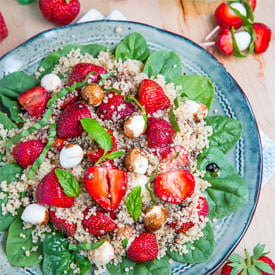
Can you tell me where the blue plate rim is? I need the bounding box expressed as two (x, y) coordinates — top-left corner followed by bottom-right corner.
(0, 19), (263, 274)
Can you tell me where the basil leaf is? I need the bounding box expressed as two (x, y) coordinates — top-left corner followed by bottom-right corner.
(0, 95), (23, 123)
(104, 151), (124, 160)
(172, 75), (215, 109)
(167, 222), (215, 264)
(55, 168), (80, 198)
(143, 50), (183, 82)
(255, 261), (275, 274)
(121, 239), (128, 248)
(115, 32), (150, 62)
(6, 217), (42, 267)
(205, 116), (242, 154)
(69, 238), (106, 251)
(169, 109), (180, 135)
(38, 44), (108, 78)
(107, 257), (136, 275)
(125, 186), (142, 221)
(0, 111), (18, 130)
(80, 118), (113, 151)
(231, 27), (246, 58)
(197, 147), (249, 218)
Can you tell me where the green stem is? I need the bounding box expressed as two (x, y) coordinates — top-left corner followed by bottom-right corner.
(245, 249), (252, 268)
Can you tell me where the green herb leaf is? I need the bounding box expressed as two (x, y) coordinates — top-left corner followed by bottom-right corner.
(28, 123), (56, 180)
(121, 239), (128, 249)
(255, 261), (275, 274)
(231, 266), (245, 275)
(228, 253), (245, 264)
(145, 183), (157, 206)
(169, 109), (180, 135)
(0, 111), (18, 130)
(104, 151), (124, 160)
(17, 0), (36, 4)
(231, 27), (247, 58)
(99, 72), (116, 86)
(125, 186), (142, 221)
(103, 88), (122, 94)
(80, 118), (113, 152)
(107, 257), (136, 275)
(0, 95), (23, 123)
(55, 168), (80, 198)
(252, 244), (268, 261)
(69, 239), (106, 251)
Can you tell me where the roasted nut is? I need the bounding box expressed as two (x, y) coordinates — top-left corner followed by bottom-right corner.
(183, 100), (208, 122)
(81, 84), (104, 107)
(21, 204), (49, 225)
(124, 115), (146, 138)
(59, 144), (84, 169)
(125, 148), (148, 174)
(143, 205), (168, 232)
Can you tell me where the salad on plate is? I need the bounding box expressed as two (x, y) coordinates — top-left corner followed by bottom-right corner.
(0, 32), (249, 274)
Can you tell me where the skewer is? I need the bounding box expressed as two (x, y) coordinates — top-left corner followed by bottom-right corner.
(204, 25), (220, 41)
(199, 41), (216, 48)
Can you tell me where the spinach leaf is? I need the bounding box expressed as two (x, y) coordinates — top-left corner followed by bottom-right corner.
(125, 186), (142, 221)
(197, 147), (249, 218)
(43, 233), (92, 275)
(107, 257), (136, 275)
(205, 116), (242, 153)
(0, 163), (23, 231)
(143, 50), (183, 82)
(0, 72), (39, 99)
(0, 95), (23, 123)
(38, 44), (108, 78)
(6, 217), (42, 267)
(0, 111), (18, 130)
(115, 32), (150, 62)
(167, 222), (215, 264)
(172, 75), (215, 109)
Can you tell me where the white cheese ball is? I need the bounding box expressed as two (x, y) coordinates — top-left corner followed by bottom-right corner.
(230, 2), (247, 16)
(21, 204), (49, 225)
(235, 31), (251, 51)
(124, 115), (146, 138)
(60, 144), (84, 169)
(89, 240), (115, 267)
(125, 148), (148, 174)
(41, 73), (62, 92)
(182, 100), (208, 122)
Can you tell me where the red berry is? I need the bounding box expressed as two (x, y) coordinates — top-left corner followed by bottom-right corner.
(216, 27), (234, 56)
(258, 256), (275, 275)
(155, 169), (195, 204)
(138, 79), (170, 114)
(68, 63), (107, 86)
(57, 102), (91, 139)
(84, 166), (127, 211)
(127, 232), (159, 263)
(37, 168), (75, 208)
(13, 140), (45, 168)
(18, 86), (48, 117)
(146, 117), (174, 155)
(60, 92), (79, 109)
(49, 211), (76, 236)
(39, 0), (80, 26)
(0, 12), (8, 42)
(82, 208), (117, 236)
(253, 23), (272, 54)
(247, 0), (256, 11)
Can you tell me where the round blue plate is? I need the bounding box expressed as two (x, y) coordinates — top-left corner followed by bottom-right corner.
(0, 20), (262, 275)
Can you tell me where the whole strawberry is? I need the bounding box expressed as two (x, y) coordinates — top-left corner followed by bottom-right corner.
(39, 0), (80, 26)
(0, 12), (8, 42)
(127, 232), (159, 263)
(49, 211), (76, 236)
(221, 244), (275, 275)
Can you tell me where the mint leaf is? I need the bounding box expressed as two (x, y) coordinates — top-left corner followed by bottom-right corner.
(69, 239), (106, 251)
(169, 109), (180, 135)
(55, 168), (80, 198)
(126, 186), (142, 221)
(104, 151), (124, 160)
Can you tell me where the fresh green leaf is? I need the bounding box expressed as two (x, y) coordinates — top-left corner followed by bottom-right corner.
(38, 44), (108, 78)
(241, 269), (248, 275)
(55, 168), (80, 198)
(73, 252), (92, 275)
(248, 266), (262, 275)
(104, 151), (124, 160)
(228, 253), (245, 264)
(145, 182), (157, 206)
(255, 261), (275, 274)
(69, 238), (106, 251)
(17, 0), (36, 4)
(135, 264), (151, 275)
(167, 222), (215, 264)
(143, 50), (183, 82)
(126, 186), (142, 221)
(205, 116), (242, 153)
(0, 111), (18, 130)
(231, 27), (246, 58)
(172, 75), (215, 109)
(141, 256), (171, 275)
(103, 88), (122, 94)
(6, 217), (42, 267)
(115, 32), (150, 62)
(0, 95), (23, 123)
(107, 257), (136, 275)
(28, 123), (56, 180)
(98, 72), (116, 86)
(231, 266), (245, 275)
(252, 244), (268, 261)
(197, 147), (249, 218)
(169, 109), (180, 135)
(80, 118), (113, 152)
(121, 239), (128, 248)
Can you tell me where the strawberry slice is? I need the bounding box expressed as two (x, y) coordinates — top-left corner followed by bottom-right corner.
(49, 211), (76, 236)
(158, 145), (190, 172)
(18, 86), (48, 117)
(138, 79), (170, 114)
(84, 167), (127, 211)
(253, 23), (272, 54)
(216, 27), (234, 56)
(155, 169), (195, 204)
(82, 208), (117, 236)
(0, 12), (8, 41)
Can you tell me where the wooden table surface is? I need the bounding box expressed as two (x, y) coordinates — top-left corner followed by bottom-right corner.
(1, 0), (275, 273)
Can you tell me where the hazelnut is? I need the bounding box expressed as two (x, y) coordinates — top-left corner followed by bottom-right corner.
(59, 144), (84, 169)
(125, 148), (148, 174)
(183, 100), (208, 122)
(124, 115), (146, 138)
(21, 204), (49, 225)
(81, 84), (104, 107)
(143, 205), (168, 232)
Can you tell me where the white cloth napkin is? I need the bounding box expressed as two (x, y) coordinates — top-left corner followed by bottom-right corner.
(77, 10), (275, 186)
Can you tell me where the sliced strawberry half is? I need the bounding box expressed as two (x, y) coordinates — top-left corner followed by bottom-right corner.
(216, 27), (234, 56)
(253, 22), (272, 54)
(84, 167), (127, 211)
(49, 211), (76, 236)
(18, 86), (48, 117)
(82, 208), (117, 236)
(138, 79), (170, 114)
(155, 169), (195, 204)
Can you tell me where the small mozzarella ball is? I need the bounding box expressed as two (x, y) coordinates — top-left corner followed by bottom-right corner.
(143, 205), (168, 232)
(124, 115), (146, 138)
(41, 73), (62, 92)
(128, 173), (151, 202)
(89, 240), (115, 267)
(183, 100), (208, 122)
(81, 84), (104, 107)
(60, 144), (84, 169)
(125, 148), (148, 174)
(21, 204), (49, 225)
(230, 2), (247, 16)
(235, 31), (251, 51)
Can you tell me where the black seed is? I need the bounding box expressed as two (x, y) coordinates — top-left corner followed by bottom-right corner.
(206, 162), (220, 173)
